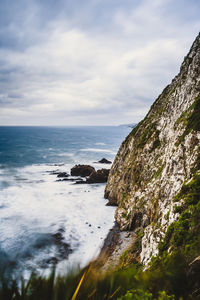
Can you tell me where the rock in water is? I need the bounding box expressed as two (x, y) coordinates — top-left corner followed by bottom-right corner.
(57, 172), (69, 178)
(98, 158), (112, 164)
(70, 165), (95, 177)
(75, 179), (87, 184)
(87, 169), (110, 183)
(104, 33), (200, 266)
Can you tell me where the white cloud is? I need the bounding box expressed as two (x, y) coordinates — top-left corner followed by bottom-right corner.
(0, 0), (200, 125)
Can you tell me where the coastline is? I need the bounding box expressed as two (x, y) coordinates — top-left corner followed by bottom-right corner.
(95, 222), (137, 272)
(0, 125), (132, 276)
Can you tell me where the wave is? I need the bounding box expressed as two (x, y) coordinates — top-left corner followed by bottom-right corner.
(0, 163), (115, 275)
(80, 148), (116, 154)
(57, 153), (74, 157)
(95, 142), (105, 146)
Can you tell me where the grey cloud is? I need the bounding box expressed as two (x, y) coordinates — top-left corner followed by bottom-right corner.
(0, 0), (200, 125)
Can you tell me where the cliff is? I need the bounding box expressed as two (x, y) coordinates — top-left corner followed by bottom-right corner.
(105, 33), (200, 266)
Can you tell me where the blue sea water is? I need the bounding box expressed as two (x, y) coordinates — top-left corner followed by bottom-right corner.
(0, 126), (130, 277)
(0, 126), (129, 167)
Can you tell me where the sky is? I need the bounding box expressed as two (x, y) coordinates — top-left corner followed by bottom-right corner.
(0, 0), (200, 126)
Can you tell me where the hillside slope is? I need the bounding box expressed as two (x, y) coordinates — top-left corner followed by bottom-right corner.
(105, 33), (200, 266)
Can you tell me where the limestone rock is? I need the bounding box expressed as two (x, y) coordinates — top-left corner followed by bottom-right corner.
(105, 33), (200, 265)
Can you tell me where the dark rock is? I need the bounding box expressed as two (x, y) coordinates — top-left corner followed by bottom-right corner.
(71, 164), (95, 177)
(58, 242), (72, 258)
(52, 231), (73, 260)
(129, 212), (143, 230)
(98, 158), (112, 164)
(75, 179), (87, 184)
(47, 170), (60, 175)
(87, 168), (110, 184)
(58, 227), (65, 233)
(56, 177), (81, 182)
(48, 170), (69, 177)
(52, 232), (64, 242)
(99, 223), (120, 257)
(106, 200), (118, 207)
(57, 172), (69, 178)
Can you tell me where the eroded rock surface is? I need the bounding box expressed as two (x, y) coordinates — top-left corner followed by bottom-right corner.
(87, 168), (110, 183)
(105, 33), (200, 266)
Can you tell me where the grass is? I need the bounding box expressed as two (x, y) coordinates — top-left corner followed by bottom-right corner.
(0, 262), (180, 300)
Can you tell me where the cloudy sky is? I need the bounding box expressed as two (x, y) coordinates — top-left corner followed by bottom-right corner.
(0, 0), (200, 126)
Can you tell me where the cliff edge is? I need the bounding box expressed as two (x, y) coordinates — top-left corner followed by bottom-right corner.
(105, 33), (200, 266)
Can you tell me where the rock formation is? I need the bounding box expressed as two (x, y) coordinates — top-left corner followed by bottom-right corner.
(105, 33), (200, 266)
(87, 168), (110, 183)
(57, 172), (69, 178)
(97, 158), (112, 164)
(71, 165), (95, 177)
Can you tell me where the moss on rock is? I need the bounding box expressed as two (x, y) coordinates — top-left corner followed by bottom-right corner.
(158, 173), (200, 260)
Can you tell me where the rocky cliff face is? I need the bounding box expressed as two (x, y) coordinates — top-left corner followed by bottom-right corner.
(105, 33), (200, 266)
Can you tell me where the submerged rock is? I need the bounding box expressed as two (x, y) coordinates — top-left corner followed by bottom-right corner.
(71, 164), (95, 177)
(52, 232), (64, 242)
(56, 177), (83, 182)
(57, 172), (69, 178)
(52, 231), (73, 260)
(48, 170), (60, 175)
(75, 179), (87, 184)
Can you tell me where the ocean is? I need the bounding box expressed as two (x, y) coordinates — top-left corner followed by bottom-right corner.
(0, 126), (130, 278)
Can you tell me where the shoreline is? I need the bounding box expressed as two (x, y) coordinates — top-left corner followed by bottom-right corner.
(95, 222), (137, 272)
